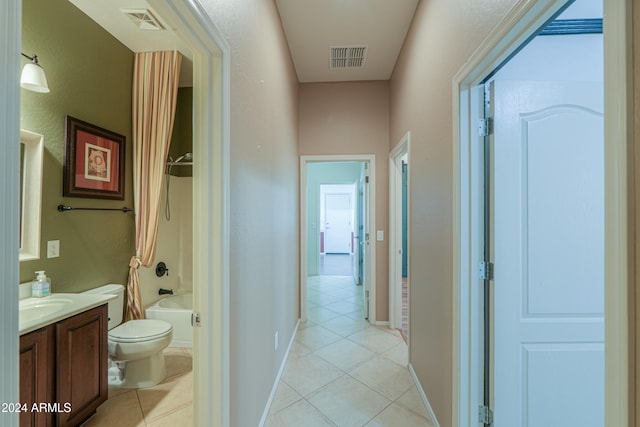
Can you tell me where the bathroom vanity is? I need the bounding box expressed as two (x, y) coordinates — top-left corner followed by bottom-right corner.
(19, 294), (113, 427)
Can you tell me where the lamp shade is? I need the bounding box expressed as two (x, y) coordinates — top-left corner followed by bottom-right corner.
(21, 62), (49, 93)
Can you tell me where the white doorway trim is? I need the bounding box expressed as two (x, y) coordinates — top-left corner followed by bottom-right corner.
(0, 1), (21, 420)
(389, 132), (410, 332)
(130, 1), (232, 426)
(452, 0), (631, 426)
(300, 155), (376, 323)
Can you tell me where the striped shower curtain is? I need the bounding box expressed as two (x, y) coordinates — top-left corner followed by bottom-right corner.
(126, 51), (182, 320)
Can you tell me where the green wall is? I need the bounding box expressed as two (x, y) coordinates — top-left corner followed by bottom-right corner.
(167, 88), (193, 178)
(20, 0), (135, 291)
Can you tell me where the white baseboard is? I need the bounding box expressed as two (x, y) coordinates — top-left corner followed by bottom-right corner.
(408, 363), (441, 427)
(370, 320), (390, 327)
(258, 319), (300, 427)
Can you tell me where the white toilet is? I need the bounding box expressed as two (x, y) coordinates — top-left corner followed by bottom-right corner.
(84, 284), (173, 389)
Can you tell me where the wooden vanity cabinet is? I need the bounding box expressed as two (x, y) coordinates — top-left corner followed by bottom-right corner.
(19, 325), (55, 427)
(19, 304), (108, 427)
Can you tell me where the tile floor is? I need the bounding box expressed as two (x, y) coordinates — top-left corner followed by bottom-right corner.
(265, 275), (434, 427)
(81, 275), (432, 427)
(81, 347), (193, 427)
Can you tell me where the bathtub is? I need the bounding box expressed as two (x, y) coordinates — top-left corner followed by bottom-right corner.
(145, 293), (193, 348)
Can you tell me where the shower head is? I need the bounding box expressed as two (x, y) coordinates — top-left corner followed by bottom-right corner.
(169, 152), (193, 164)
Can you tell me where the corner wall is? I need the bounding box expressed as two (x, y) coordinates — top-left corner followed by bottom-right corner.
(389, 0), (519, 425)
(198, 1), (300, 425)
(299, 81), (390, 320)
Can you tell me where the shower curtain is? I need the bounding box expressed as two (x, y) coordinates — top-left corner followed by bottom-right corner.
(126, 51), (182, 321)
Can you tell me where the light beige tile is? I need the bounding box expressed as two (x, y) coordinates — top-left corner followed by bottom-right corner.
(265, 399), (335, 427)
(308, 376), (390, 427)
(282, 354), (344, 396)
(295, 325), (341, 351)
(364, 403), (433, 427)
(344, 308), (366, 321)
(323, 300), (361, 315)
(82, 390), (145, 427)
(145, 404), (193, 427)
(269, 381), (302, 415)
(164, 347), (193, 378)
(349, 357), (414, 400)
(395, 387), (430, 420)
(307, 306), (342, 323)
(348, 328), (404, 354)
(320, 315), (369, 337)
(314, 339), (375, 372)
(289, 339), (313, 359)
(137, 371), (193, 423)
(381, 342), (408, 367)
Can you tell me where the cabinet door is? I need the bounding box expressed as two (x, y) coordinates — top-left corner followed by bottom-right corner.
(55, 305), (108, 427)
(19, 326), (54, 427)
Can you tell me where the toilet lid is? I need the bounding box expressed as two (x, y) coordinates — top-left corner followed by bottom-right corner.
(109, 319), (173, 343)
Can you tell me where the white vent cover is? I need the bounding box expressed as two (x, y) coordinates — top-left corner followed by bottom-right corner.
(329, 46), (368, 69)
(121, 9), (165, 31)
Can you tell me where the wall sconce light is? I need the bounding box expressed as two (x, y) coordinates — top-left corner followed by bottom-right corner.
(21, 53), (50, 93)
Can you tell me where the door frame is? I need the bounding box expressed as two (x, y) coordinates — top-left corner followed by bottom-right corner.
(0, 1), (231, 426)
(389, 132), (410, 332)
(300, 155), (376, 323)
(150, 2), (231, 426)
(452, 0), (632, 426)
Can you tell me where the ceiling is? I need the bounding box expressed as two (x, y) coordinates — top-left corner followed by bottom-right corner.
(68, 0), (419, 85)
(274, 0), (419, 82)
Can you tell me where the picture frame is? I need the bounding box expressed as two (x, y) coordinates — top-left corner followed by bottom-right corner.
(63, 115), (125, 200)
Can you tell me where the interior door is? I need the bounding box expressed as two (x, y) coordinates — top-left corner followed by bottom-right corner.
(491, 80), (604, 427)
(324, 193), (352, 254)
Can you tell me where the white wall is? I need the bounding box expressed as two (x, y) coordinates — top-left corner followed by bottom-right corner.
(139, 176), (193, 306)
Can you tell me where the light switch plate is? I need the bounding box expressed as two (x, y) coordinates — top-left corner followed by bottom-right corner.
(47, 240), (60, 258)
(376, 230), (384, 241)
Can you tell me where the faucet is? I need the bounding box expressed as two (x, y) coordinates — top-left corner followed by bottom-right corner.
(158, 288), (174, 295)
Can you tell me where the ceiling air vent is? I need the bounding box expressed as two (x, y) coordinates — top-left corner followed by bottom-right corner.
(330, 46), (368, 69)
(121, 9), (165, 31)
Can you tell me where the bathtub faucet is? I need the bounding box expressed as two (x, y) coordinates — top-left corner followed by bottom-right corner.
(158, 288), (174, 295)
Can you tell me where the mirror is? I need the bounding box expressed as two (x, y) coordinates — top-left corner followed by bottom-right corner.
(20, 129), (43, 261)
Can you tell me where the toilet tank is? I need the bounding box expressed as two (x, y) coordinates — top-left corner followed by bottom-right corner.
(83, 284), (125, 330)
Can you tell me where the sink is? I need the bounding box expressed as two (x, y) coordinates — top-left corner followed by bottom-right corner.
(19, 293), (117, 336)
(20, 297), (74, 323)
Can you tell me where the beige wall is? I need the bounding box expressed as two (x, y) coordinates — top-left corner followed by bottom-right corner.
(199, 1), (300, 425)
(389, 0), (519, 425)
(299, 81), (390, 320)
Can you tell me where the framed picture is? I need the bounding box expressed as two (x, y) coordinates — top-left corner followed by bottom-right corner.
(63, 116), (125, 200)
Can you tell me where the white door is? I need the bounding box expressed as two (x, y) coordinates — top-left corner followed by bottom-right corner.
(492, 80), (604, 427)
(324, 193), (352, 253)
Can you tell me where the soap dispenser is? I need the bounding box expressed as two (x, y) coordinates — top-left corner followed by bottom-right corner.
(32, 270), (51, 297)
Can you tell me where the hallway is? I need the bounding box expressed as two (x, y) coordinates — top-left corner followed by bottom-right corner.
(265, 275), (434, 426)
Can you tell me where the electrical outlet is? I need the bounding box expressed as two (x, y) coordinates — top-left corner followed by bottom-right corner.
(274, 331), (279, 352)
(47, 240), (60, 258)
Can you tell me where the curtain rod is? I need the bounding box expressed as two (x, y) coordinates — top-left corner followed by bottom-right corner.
(57, 204), (133, 213)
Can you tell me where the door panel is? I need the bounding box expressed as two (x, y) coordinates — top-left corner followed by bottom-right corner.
(492, 80), (604, 427)
(324, 193), (352, 254)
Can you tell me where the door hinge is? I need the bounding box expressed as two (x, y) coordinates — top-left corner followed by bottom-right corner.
(478, 117), (493, 137)
(478, 405), (494, 425)
(191, 312), (201, 327)
(365, 176), (370, 184)
(479, 261), (494, 281)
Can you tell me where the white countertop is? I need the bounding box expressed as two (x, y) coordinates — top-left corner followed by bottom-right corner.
(19, 293), (116, 336)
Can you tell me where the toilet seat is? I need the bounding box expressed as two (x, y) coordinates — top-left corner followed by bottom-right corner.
(109, 319), (172, 343)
